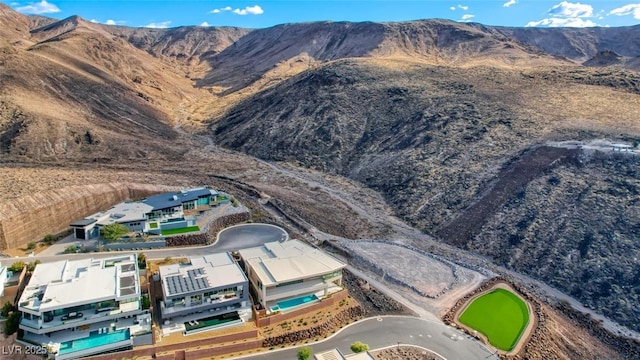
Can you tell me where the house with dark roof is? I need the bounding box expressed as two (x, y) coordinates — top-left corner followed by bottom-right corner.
(70, 188), (221, 240)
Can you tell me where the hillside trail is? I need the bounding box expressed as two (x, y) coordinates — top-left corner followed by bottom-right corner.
(246, 154), (640, 341)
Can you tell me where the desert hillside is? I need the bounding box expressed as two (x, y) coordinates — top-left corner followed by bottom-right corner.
(0, 2), (640, 354)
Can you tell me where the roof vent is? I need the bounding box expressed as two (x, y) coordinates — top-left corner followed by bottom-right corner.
(172, 195), (178, 201)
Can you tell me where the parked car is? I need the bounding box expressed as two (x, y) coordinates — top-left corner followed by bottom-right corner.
(61, 312), (83, 321)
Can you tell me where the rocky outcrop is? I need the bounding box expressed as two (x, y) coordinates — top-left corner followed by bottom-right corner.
(0, 183), (177, 250)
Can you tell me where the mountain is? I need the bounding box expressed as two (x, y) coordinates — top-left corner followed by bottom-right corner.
(1, 2), (640, 350)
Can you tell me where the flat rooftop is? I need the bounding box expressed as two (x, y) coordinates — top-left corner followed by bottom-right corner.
(144, 187), (218, 211)
(19, 254), (140, 314)
(159, 253), (247, 298)
(96, 202), (153, 225)
(239, 240), (346, 287)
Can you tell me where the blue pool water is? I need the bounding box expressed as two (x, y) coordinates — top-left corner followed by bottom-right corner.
(59, 329), (130, 355)
(275, 294), (319, 311)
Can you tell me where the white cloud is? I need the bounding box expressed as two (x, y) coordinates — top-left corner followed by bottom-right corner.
(200, 21), (210, 27)
(527, 1), (599, 27)
(458, 5), (468, 11)
(233, 5), (264, 15)
(90, 19), (98, 23)
(461, 14), (475, 20)
(210, 6), (234, 14)
(609, 4), (640, 19)
(143, 21), (172, 29)
(450, 6), (456, 11)
(548, 1), (593, 18)
(503, 0), (517, 8)
(525, 17), (598, 27)
(15, 0), (60, 14)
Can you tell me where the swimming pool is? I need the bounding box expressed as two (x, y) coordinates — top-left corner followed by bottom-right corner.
(58, 329), (130, 355)
(272, 294), (319, 312)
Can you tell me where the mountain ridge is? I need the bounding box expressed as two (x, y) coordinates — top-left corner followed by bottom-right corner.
(1, 4), (640, 355)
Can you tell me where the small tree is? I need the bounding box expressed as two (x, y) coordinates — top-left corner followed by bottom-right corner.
(8, 261), (25, 273)
(297, 347), (312, 360)
(4, 311), (20, 335)
(26, 242), (36, 251)
(1, 302), (13, 318)
(141, 295), (151, 310)
(137, 253), (147, 269)
(64, 245), (78, 254)
(43, 234), (56, 245)
(27, 260), (41, 272)
(350, 341), (369, 353)
(101, 223), (129, 241)
(634, 140), (639, 148)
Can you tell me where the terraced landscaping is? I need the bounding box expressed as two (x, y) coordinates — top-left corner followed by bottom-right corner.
(459, 288), (529, 351)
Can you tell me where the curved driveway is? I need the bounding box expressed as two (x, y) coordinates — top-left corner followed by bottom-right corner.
(240, 316), (499, 360)
(18, 223), (288, 263)
(214, 223), (288, 253)
(16, 225), (496, 360)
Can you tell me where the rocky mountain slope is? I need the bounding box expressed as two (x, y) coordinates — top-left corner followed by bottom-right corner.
(1, 1), (640, 350)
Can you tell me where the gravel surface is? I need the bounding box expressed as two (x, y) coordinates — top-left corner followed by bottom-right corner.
(371, 346), (444, 360)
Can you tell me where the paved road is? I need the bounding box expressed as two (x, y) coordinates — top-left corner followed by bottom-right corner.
(3, 225), (498, 360)
(211, 223), (288, 253)
(238, 316), (499, 360)
(4, 223), (288, 263)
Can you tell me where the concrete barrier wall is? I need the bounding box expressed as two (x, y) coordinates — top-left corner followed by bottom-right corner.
(0, 183), (178, 250)
(256, 290), (349, 327)
(84, 329), (259, 360)
(185, 339), (264, 359)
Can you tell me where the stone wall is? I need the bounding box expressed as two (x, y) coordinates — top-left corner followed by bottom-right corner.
(165, 211), (251, 247)
(261, 306), (364, 348)
(84, 328), (259, 360)
(0, 183), (178, 250)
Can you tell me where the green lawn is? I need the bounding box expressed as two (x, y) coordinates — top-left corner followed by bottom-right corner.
(161, 226), (200, 235)
(459, 288), (529, 351)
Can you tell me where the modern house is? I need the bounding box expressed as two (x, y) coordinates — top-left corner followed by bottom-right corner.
(238, 240), (346, 312)
(70, 187), (222, 240)
(158, 253), (250, 334)
(18, 254), (148, 360)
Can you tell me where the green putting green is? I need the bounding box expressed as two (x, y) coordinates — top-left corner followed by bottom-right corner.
(161, 226), (200, 235)
(459, 288), (529, 351)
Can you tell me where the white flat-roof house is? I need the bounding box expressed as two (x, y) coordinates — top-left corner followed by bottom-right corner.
(70, 188), (222, 240)
(18, 254), (146, 360)
(238, 240), (346, 311)
(159, 253), (250, 334)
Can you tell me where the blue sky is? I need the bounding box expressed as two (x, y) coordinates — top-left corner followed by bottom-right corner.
(4, 1), (640, 29)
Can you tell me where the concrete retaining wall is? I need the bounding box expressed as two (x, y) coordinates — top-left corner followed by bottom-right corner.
(255, 290), (349, 327)
(0, 183), (178, 250)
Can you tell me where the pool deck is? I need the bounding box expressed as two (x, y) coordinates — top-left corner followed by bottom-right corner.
(22, 313), (151, 357)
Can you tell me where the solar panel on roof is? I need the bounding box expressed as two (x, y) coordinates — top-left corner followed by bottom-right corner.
(164, 268), (210, 296)
(120, 263), (135, 272)
(119, 276), (135, 288)
(120, 287), (136, 296)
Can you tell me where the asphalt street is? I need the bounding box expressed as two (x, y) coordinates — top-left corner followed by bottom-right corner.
(6, 223), (288, 263)
(4, 224), (497, 360)
(239, 316), (499, 360)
